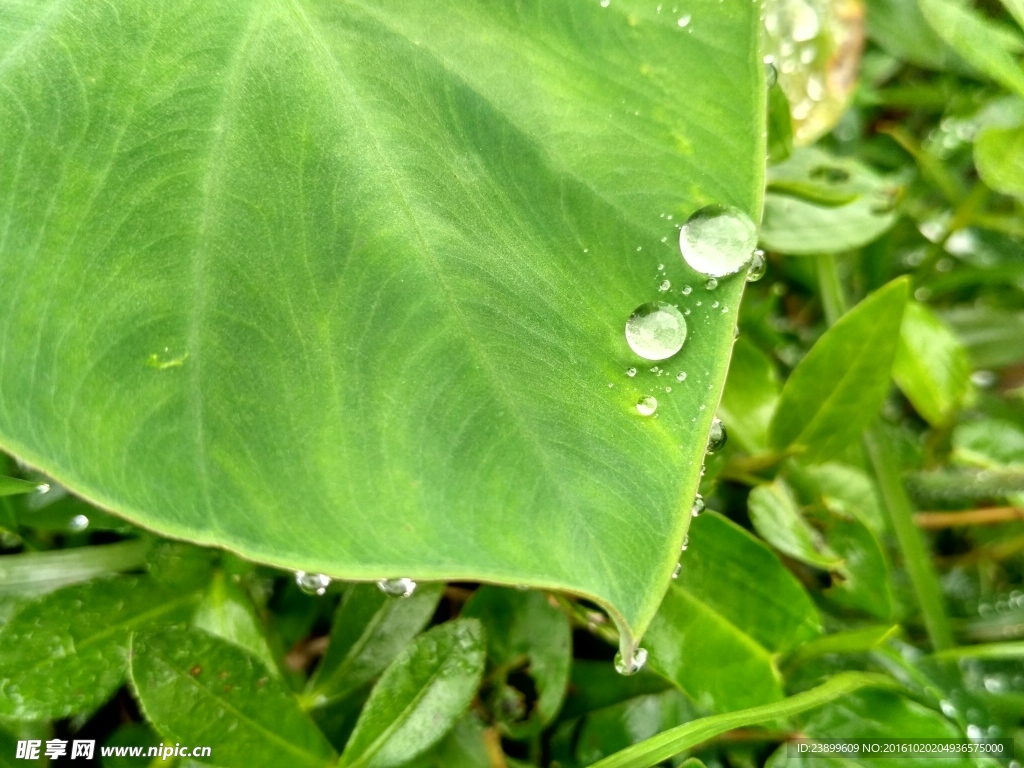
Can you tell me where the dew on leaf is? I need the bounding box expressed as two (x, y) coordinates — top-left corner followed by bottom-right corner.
(672, 563), (681, 579)
(705, 278), (718, 290)
(626, 367), (637, 377)
(706, 418), (727, 454)
(295, 571), (331, 596)
(636, 396), (658, 417)
(691, 493), (705, 517)
(679, 204), (758, 277)
(625, 302), (687, 361)
(614, 647), (648, 676)
(68, 514), (89, 532)
(377, 577), (417, 597)
(659, 280), (671, 292)
(747, 249), (766, 281)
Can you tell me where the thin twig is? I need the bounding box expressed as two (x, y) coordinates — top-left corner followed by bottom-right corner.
(915, 507), (1024, 528)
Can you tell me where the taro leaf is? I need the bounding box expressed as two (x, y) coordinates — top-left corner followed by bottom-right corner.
(461, 586), (571, 737)
(306, 582), (444, 707)
(769, 278), (909, 463)
(0, 575), (202, 720)
(0, 0), (764, 654)
(760, 148), (900, 254)
(893, 301), (972, 428)
(130, 627), (337, 768)
(339, 619), (486, 768)
(645, 512), (821, 712)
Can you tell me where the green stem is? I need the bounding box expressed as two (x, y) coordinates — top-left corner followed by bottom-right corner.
(816, 254), (953, 651)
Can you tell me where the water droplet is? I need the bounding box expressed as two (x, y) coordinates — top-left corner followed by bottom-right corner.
(677, 14), (690, 26)
(665, 386), (672, 393)
(706, 418), (727, 454)
(295, 571), (331, 596)
(966, 724), (983, 740)
(657, 263), (665, 270)
(765, 62), (777, 88)
(626, 367), (637, 377)
(939, 699), (957, 718)
(691, 494), (705, 517)
(747, 249), (766, 281)
(377, 578), (417, 597)
(600, 0), (610, 6)
(705, 278), (718, 290)
(625, 302), (688, 361)
(971, 370), (997, 388)
(676, 371), (687, 381)
(614, 647), (648, 675)
(681, 535), (690, 551)
(36, 483), (50, 494)
(672, 563), (681, 579)
(711, 301), (719, 308)
(68, 514), (89, 532)
(681, 285), (692, 295)
(679, 205), (758, 277)
(659, 280), (671, 291)
(636, 396), (658, 417)
(607, 382), (614, 388)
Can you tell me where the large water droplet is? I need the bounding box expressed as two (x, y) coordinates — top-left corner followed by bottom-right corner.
(296, 571), (331, 596)
(377, 578), (417, 597)
(691, 493), (705, 517)
(678, 205), (758, 277)
(614, 647), (648, 675)
(636, 396), (658, 417)
(706, 418), (727, 454)
(625, 302), (687, 361)
(747, 249), (766, 282)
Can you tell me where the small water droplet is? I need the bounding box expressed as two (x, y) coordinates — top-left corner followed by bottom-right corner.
(679, 205), (758, 277)
(295, 571), (331, 596)
(681, 535), (690, 551)
(626, 367), (637, 377)
(706, 418), (727, 454)
(377, 578), (417, 597)
(665, 386), (672, 392)
(705, 278), (718, 290)
(681, 285), (692, 295)
(614, 647), (648, 675)
(600, 0), (610, 6)
(657, 263), (665, 271)
(607, 382), (614, 388)
(711, 301), (719, 308)
(677, 14), (690, 26)
(966, 724), (983, 740)
(36, 483), (50, 494)
(691, 494), (705, 517)
(636, 396), (658, 417)
(683, 308), (691, 315)
(659, 280), (671, 291)
(939, 699), (957, 718)
(625, 302), (688, 361)
(68, 514), (89, 532)
(676, 371), (687, 381)
(746, 249), (766, 281)
(671, 563), (681, 579)
(765, 62), (777, 88)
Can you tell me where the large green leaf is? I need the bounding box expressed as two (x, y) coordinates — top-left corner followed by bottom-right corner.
(0, 0), (763, 651)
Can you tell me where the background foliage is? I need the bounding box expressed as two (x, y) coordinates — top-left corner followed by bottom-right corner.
(2, 0), (1024, 766)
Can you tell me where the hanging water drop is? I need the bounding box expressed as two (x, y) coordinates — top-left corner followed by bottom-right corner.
(747, 249), (766, 281)
(37, 483), (50, 494)
(614, 647), (648, 676)
(67, 514), (90, 532)
(672, 563), (682, 579)
(377, 578), (417, 597)
(624, 302), (687, 361)
(705, 278), (718, 291)
(681, 535), (690, 551)
(765, 62), (777, 88)
(626, 367), (637, 377)
(679, 205), (758, 277)
(691, 493), (705, 517)
(659, 280), (671, 292)
(295, 571), (331, 596)
(706, 418), (727, 454)
(636, 396), (658, 417)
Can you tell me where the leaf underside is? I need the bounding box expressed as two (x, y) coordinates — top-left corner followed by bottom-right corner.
(0, 0), (763, 646)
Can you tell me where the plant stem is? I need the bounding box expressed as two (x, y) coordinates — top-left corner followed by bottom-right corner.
(816, 254), (954, 651)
